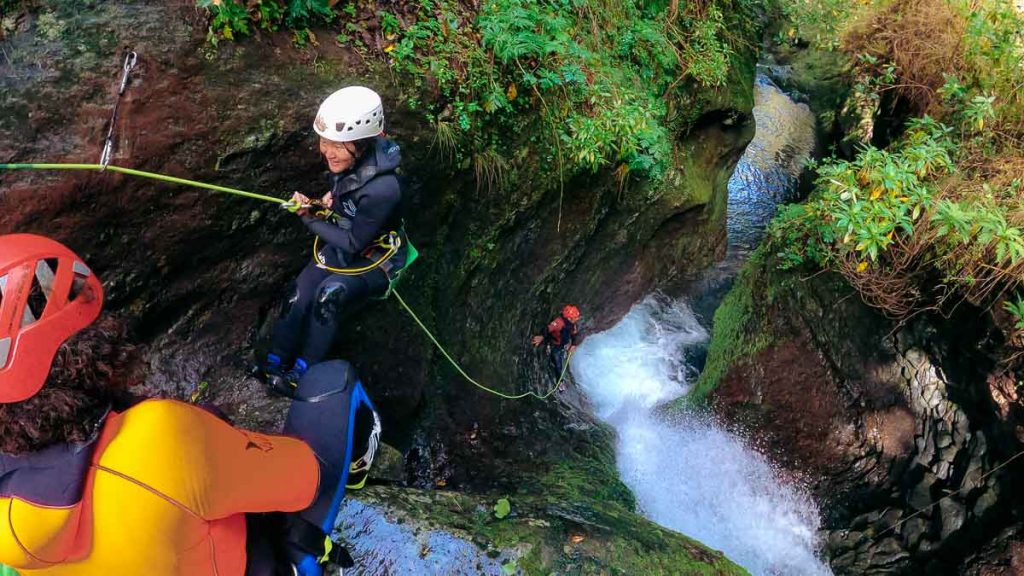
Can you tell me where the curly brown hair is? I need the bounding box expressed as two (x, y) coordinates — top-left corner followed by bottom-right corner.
(0, 315), (139, 455)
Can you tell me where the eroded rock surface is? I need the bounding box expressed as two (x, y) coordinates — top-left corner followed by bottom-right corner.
(704, 256), (1024, 574)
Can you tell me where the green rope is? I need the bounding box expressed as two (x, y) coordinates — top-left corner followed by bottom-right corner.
(1, 162), (572, 401)
(0, 163), (288, 206)
(392, 288), (573, 400)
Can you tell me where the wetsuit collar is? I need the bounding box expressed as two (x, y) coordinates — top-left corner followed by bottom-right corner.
(0, 410), (108, 506)
(330, 137), (401, 196)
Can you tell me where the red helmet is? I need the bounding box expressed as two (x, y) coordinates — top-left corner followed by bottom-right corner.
(0, 234), (103, 403)
(562, 304), (580, 323)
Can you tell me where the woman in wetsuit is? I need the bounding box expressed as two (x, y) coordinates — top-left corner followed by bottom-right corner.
(264, 86), (409, 395)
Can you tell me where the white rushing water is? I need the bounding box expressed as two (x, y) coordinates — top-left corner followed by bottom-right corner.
(571, 295), (832, 576)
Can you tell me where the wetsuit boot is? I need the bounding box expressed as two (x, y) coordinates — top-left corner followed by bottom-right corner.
(264, 353), (286, 377)
(267, 357), (309, 398)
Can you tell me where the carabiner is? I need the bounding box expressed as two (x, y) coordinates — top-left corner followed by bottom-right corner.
(118, 51), (138, 94)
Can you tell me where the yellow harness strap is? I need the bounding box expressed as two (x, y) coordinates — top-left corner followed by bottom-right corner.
(312, 231), (399, 275)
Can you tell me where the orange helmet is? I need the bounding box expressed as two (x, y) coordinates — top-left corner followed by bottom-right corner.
(0, 234), (103, 403)
(562, 305), (580, 323)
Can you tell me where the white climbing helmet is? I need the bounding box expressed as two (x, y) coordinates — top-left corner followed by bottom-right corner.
(313, 86), (385, 143)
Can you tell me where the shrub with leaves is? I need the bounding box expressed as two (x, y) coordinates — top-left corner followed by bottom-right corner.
(197, 0), (756, 186)
(768, 0), (1024, 323)
(382, 0), (747, 182)
(770, 117), (954, 269)
(844, 0), (1024, 129)
(774, 0), (865, 50)
(769, 112), (1024, 317)
(1003, 297), (1024, 332)
(197, 0), (332, 42)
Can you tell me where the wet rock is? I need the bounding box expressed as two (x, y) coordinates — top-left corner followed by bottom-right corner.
(938, 497), (966, 539)
(343, 486), (747, 575)
(957, 528), (1024, 574)
(827, 529), (864, 556)
(868, 537), (911, 569)
(908, 471), (937, 510)
(971, 487), (998, 519)
(336, 498), (510, 576)
(699, 252), (1024, 574)
(934, 456), (953, 481)
(936, 431), (953, 449)
(899, 517), (931, 551)
(369, 443), (405, 484)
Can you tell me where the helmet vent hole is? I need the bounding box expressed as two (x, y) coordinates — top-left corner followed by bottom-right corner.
(0, 274), (6, 311)
(23, 258), (60, 325)
(69, 273), (88, 302)
(70, 260), (92, 302)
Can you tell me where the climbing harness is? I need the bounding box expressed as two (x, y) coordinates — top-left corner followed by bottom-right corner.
(0, 163), (574, 401)
(100, 51), (138, 168)
(312, 231), (399, 275)
(298, 199), (405, 278)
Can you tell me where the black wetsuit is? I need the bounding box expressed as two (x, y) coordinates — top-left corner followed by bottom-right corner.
(543, 314), (580, 376)
(249, 360), (378, 574)
(270, 137), (407, 365)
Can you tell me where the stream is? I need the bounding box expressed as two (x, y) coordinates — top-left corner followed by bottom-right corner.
(331, 74), (823, 575)
(571, 75), (830, 575)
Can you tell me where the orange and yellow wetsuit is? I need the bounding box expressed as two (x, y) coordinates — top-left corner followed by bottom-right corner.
(0, 399), (319, 576)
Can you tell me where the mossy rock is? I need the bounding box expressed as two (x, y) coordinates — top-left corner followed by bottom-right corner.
(349, 485), (749, 576)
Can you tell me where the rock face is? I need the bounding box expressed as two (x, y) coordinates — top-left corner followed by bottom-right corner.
(0, 1), (756, 572)
(700, 254), (1024, 574)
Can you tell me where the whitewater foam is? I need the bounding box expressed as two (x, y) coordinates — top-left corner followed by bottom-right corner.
(572, 295), (832, 576)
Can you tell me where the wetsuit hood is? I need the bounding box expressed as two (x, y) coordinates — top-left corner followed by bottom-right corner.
(329, 136), (401, 195)
(0, 434), (100, 566)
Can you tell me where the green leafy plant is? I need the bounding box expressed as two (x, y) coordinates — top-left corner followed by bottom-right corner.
(770, 117), (955, 269)
(291, 27), (317, 47)
(937, 73), (967, 103)
(775, 0), (866, 50)
(195, 0), (756, 188)
(198, 0), (252, 40)
(770, 0), (1024, 329)
(962, 94), (996, 132)
(1003, 297), (1024, 331)
(378, 10), (401, 37)
(197, 0), (332, 41)
(376, 0), (751, 181)
(493, 497), (511, 519)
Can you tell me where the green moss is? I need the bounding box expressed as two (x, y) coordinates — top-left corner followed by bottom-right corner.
(349, 415), (747, 574)
(686, 251), (772, 403)
(353, 484), (749, 576)
(724, 45), (758, 114)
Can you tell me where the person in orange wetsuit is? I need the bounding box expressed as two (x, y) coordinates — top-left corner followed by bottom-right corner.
(0, 234), (380, 576)
(531, 304), (582, 378)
